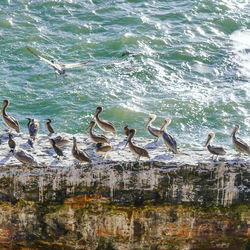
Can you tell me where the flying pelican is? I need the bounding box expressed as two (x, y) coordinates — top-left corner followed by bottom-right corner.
(26, 47), (91, 78)
(49, 136), (69, 147)
(230, 125), (250, 155)
(125, 128), (150, 161)
(50, 138), (64, 159)
(1, 100), (20, 133)
(85, 120), (110, 144)
(204, 132), (226, 160)
(144, 114), (161, 141)
(14, 149), (38, 166)
(159, 118), (178, 154)
(45, 118), (55, 135)
(72, 137), (90, 163)
(93, 106), (116, 135)
(8, 134), (16, 153)
(95, 142), (112, 159)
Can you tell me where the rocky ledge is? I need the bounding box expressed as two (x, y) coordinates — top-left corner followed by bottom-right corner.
(0, 131), (249, 249)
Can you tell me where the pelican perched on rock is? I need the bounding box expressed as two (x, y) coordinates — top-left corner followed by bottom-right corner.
(95, 142), (112, 159)
(50, 139), (64, 159)
(8, 134), (16, 153)
(14, 149), (38, 166)
(93, 106), (116, 135)
(230, 125), (250, 155)
(1, 100), (20, 133)
(144, 114), (161, 141)
(72, 137), (90, 163)
(204, 132), (226, 160)
(85, 120), (110, 144)
(26, 118), (39, 140)
(26, 47), (91, 78)
(125, 128), (150, 161)
(45, 118), (54, 135)
(159, 118), (178, 154)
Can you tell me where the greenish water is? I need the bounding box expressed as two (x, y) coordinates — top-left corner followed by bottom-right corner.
(0, 0), (249, 148)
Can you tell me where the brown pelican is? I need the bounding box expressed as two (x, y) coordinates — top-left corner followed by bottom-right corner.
(85, 120), (110, 144)
(230, 125), (250, 155)
(72, 137), (90, 163)
(45, 118), (54, 135)
(204, 132), (226, 160)
(50, 136), (70, 147)
(26, 47), (91, 78)
(14, 149), (38, 166)
(1, 100), (20, 133)
(95, 142), (112, 159)
(124, 125), (130, 137)
(93, 106), (116, 135)
(144, 114), (161, 141)
(8, 134), (16, 153)
(159, 118), (178, 154)
(125, 128), (150, 161)
(50, 139), (64, 159)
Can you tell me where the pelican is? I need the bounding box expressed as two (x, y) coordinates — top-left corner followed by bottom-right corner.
(26, 118), (39, 140)
(8, 134), (16, 153)
(26, 47), (91, 78)
(50, 139), (64, 159)
(14, 149), (38, 166)
(159, 118), (178, 154)
(85, 120), (110, 144)
(204, 132), (226, 160)
(1, 100), (20, 133)
(93, 106), (116, 135)
(144, 114), (161, 141)
(72, 137), (90, 163)
(50, 136), (69, 147)
(125, 128), (150, 161)
(230, 125), (250, 155)
(95, 142), (112, 159)
(124, 125), (130, 137)
(45, 118), (54, 135)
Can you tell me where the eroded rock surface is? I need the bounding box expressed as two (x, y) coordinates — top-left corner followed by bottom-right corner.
(0, 131), (249, 249)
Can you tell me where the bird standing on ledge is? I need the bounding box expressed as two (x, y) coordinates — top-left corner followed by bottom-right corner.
(230, 125), (250, 155)
(45, 119), (55, 135)
(72, 137), (90, 163)
(8, 134), (16, 153)
(1, 100), (20, 133)
(85, 120), (110, 144)
(95, 142), (112, 159)
(50, 138), (64, 160)
(125, 128), (150, 161)
(204, 132), (226, 161)
(93, 106), (116, 136)
(144, 114), (161, 141)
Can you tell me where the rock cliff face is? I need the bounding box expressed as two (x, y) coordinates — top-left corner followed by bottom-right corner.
(0, 132), (249, 249)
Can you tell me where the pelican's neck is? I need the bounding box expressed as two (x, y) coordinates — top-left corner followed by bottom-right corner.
(1, 102), (8, 115)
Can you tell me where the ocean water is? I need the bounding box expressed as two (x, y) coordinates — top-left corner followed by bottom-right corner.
(0, 0), (249, 148)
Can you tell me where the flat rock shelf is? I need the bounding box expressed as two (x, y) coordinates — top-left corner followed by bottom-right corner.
(0, 131), (249, 249)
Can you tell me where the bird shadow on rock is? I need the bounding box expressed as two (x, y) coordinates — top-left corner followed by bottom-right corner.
(152, 153), (172, 161)
(145, 141), (159, 150)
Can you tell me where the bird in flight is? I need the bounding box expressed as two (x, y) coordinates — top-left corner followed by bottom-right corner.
(26, 47), (91, 78)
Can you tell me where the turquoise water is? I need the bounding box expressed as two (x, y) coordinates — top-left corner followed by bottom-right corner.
(0, 0), (249, 148)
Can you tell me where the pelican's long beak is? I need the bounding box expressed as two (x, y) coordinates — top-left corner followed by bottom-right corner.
(230, 128), (236, 138)
(144, 118), (151, 130)
(204, 134), (211, 147)
(84, 123), (91, 133)
(160, 120), (168, 131)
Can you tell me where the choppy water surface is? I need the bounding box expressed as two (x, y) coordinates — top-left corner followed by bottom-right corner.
(0, 0), (249, 148)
